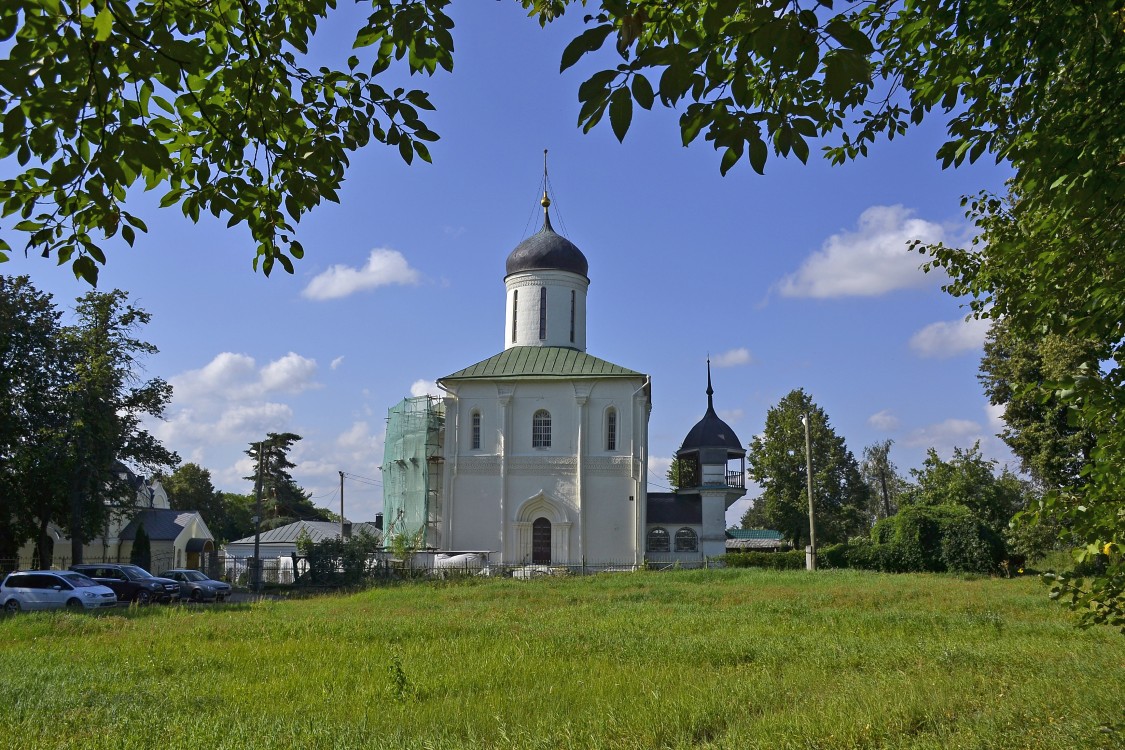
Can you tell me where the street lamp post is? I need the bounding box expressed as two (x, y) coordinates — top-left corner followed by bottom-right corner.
(802, 413), (817, 571)
(252, 441), (264, 593)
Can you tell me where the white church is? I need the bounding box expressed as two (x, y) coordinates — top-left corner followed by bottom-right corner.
(381, 190), (747, 567)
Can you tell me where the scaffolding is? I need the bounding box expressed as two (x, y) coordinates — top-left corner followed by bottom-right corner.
(381, 395), (445, 549)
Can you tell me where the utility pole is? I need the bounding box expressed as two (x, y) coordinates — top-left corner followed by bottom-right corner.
(252, 440), (264, 593)
(802, 413), (817, 571)
(339, 470), (345, 538)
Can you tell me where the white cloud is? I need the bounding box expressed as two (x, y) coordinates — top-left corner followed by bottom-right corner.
(908, 316), (989, 358)
(259, 352), (320, 395)
(330, 356), (345, 371)
(302, 248), (421, 301)
(712, 348), (753, 367)
(867, 409), (901, 431)
(903, 418), (984, 456)
(150, 352), (324, 481)
(718, 408), (744, 423)
(410, 379), (439, 398)
(985, 402), (1006, 430)
(213, 403), (294, 438)
(171, 352), (320, 402)
(777, 205), (948, 298)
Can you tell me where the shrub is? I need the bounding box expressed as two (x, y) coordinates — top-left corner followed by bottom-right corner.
(939, 511), (1005, 573)
(819, 543), (849, 569)
(870, 504), (1004, 574)
(720, 550), (805, 570)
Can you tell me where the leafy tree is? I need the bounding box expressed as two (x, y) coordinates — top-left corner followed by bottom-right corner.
(130, 523), (151, 570)
(978, 318), (1098, 491)
(215, 492), (255, 544)
(244, 433), (330, 529)
(0, 0), (449, 283)
(161, 462), (229, 535)
(904, 443), (1026, 533)
(860, 439), (907, 521)
(0, 276), (70, 564)
(738, 500), (770, 531)
(61, 290), (179, 562)
(0, 280), (176, 565)
(746, 389), (869, 547)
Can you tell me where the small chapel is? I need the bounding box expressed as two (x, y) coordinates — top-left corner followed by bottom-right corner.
(381, 180), (746, 567)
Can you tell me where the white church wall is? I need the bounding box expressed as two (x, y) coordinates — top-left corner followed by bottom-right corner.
(441, 376), (646, 564)
(504, 270), (589, 350)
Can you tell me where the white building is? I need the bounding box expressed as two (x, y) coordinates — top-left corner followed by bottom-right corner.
(384, 190), (746, 567)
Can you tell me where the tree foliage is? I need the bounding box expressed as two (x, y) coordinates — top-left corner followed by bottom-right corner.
(215, 491), (256, 544)
(904, 443), (1026, 533)
(0, 277), (177, 565)
(62, 289), (179, 561)
(746, 388), (868, 547)
(129, 523), (151, 570)
(0, 0), (451, 283)
(860, 439), (906, 521)
(244, 432), (331, 529)
(161, 461), (234, 539)
(0, 276), (69, 562)
(978, 318), (1098, 491)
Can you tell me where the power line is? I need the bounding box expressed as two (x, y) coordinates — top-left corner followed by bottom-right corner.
(343, 470), (381, 483)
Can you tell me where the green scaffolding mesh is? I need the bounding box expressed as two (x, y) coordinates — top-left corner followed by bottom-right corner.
(381, 395), (445, 548)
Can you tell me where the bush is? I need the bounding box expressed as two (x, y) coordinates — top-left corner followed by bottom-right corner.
(819, 543), (849, 569)
(870, 504), (1004, 574)
(720, 550), (805, 570)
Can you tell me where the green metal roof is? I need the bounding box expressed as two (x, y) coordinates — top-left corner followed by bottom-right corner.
(727, 529), (783, 540)
(441, 347), (644, 382)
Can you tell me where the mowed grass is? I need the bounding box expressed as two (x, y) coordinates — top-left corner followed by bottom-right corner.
(1, 569), (1122, 750)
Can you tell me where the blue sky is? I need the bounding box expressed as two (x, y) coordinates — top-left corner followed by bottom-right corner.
(3, 3), (1014, 526)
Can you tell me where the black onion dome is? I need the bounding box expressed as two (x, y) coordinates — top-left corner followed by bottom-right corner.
(505, 211), (588, 278)
(681, 406), (743, 452)
(679, 364), (744, 453)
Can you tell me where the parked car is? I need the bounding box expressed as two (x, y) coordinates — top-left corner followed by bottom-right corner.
(69, 564), (181, 604)
(159, 569), (232, 602)
(1, 570), (118, 613)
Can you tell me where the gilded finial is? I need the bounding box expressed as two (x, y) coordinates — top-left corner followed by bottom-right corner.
(541, 149), (551, 208)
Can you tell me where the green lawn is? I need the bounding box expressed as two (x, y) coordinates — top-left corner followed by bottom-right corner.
(1, 568), (1121, 749)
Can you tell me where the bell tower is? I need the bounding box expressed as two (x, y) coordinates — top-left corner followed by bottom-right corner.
(674, 361), (747, 557)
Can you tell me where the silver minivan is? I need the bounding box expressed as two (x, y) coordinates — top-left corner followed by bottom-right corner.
(0, 570), (118, 612)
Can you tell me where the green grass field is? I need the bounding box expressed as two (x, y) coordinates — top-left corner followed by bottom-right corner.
(1, 568), (1121, 749)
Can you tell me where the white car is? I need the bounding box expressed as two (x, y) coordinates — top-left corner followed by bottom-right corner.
(1, 570), (118, 612)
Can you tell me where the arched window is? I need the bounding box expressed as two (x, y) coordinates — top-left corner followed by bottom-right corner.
(538, 287), (547, 340)
(532, 409), (551, 448)
(605, 407), (617, 451)
(674, 527), (698, 552)
(470, 411), (481, 450)
(511, 290), (518, 343)
(646, 527), (670, 552)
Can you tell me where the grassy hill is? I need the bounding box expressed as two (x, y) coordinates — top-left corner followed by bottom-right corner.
(1, 568), (1121, 749)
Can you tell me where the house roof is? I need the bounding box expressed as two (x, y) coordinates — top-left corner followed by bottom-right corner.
(726, 538), (789, 550)
(440, 346), (643, 382)
(228, 520), (381, 546)
(727, 529), (783, 540)
(646, 492), (702, 525)
(120, 509), (207, 541)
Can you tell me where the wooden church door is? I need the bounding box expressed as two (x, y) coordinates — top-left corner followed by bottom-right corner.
(532, 517), (551, 564)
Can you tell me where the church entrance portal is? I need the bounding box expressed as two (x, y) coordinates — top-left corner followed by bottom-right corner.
(532, 517), (551, 564)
